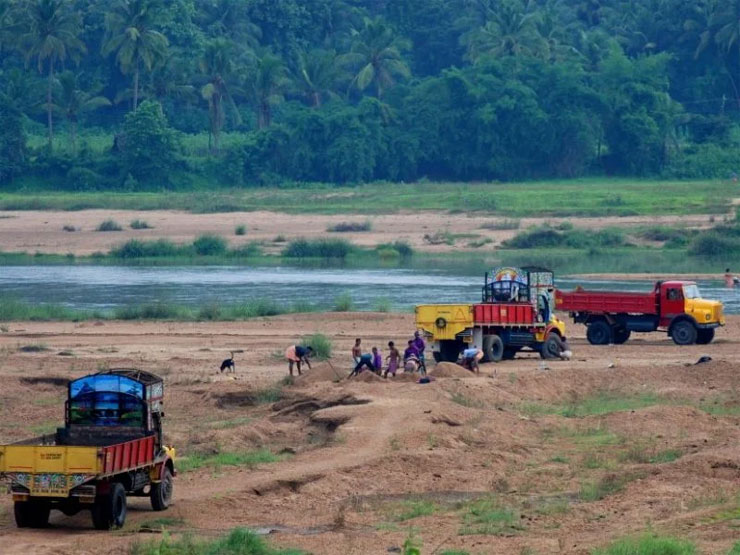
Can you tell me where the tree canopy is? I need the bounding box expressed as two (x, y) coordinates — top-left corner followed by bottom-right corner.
(1, 0), (739, 187)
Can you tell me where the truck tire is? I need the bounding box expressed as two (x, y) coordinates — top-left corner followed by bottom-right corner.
(483, 335), (504, 363)
(151, 467), (173, 511)
(696, 328), (715, 345)
(14, 501), (50, 528)
(586, 320), (612, 345)
(541, 334), (565, 360)
(92, 483), (127, 530)
(671, 320), (697, 346)
(612, 327), (631, 344)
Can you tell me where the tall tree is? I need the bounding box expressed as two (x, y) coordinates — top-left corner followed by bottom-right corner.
(292, 48), (341, 108)
(343, 17), (411, 99)
(705, 0), (740, 108)
(54, 71), (111, 152)
(102, 0), (168, 112)
(22, 0), (85, 151)
(246, 51), (289, 130)
(200, 38), (242, 151)
(465, 0), (544, 61)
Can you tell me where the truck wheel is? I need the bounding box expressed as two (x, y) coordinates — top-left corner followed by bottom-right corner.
(541, 334), (565, 360)
(92, 483), (127, 530)
(483, 335), (504, 363)
(696, 328), (715, 345)
(586, 320), (612, 345)
(671, 320), (697, 346)
(612, 328), (631, 344)
(151, 467), (173, 511)
(14, 501), (50, 528)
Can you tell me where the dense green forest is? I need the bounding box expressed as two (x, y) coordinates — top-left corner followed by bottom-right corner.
(1, 0), (740, 189)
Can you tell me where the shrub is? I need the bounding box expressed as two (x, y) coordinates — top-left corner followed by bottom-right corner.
(301, 333), (332, 360)
(131, 526), (304, 555)
(327, 220), (372, 232)
(377, 240), (414, 258)
(688, 232), (740, 256)
(334, 292), (354, 312)
(282, 238), (353, 259)
(110, 239), (180, 259)
(230, 242), (262, 257)
(113, 302), (189, 320)
(66, 166), (103, 191)
(96, 219), (122, 232)
(130, 219), (153, 230)
(120, 100), (179, 184)
(62, 225), (77, 232)
(235, 224), (247, 236)
(480, 220), (520, 231)
(193, 234), (228, 256)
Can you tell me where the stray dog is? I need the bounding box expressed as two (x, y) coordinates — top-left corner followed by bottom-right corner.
(219, 352), (235, 373)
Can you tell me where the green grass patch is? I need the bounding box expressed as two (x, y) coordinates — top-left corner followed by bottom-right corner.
(458, 497), (524, 536)
(592, 532), (696, 555)
(0, 180), (735, 217)
(502, 225), (628, 249)
(521, 392), (665, 418)
(728, 542), (740, 555)
(130, 527), (305, 555)
(137, 517), (186, 532)
(210, 417), (253, 430)
(579, 473), (638, 502)
(480, 219), (520, 230)
(450, 392), (484, 409)
(31, 421), (58, 436)
(698, 395), (740, 416)
(193, 234), (228, 256)
(389, 500), (439, 522)
(235, 224), (247, 236)
(550, 426), (623, 447)
(177, 449), (286, 473)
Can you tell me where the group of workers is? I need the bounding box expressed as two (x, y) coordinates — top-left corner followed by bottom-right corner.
(350, 331), (427, 378)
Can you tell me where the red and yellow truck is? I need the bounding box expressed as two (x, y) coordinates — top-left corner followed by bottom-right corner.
(0, 369), (175, 530)
(555, 280), (724, 345)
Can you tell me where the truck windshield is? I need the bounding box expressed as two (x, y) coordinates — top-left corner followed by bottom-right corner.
(683, 284), (700, 299)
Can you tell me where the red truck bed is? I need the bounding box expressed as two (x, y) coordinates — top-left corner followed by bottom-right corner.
(101, 435), (156, 476)
(473, 303), (537, 325)
(556, 290), (657, 315)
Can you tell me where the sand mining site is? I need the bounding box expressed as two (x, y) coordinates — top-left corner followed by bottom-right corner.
(0, 313), (739, 554)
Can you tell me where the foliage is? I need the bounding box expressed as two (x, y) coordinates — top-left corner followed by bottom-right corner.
(591, 533), (696, 555)
(234, 224), (246, 236)
(119, 100), (179, 184)
(458, 497), (524, 536)
(2, 1), (740, 185)
(130, 527), (305, 555)
(300, 333), (331, 360)
(177, 450), (283, 473)
(502, 226), (627, 249)
(333, 292), (354, 312)
(96, 219), (122, 231)
(327, 220), (372, 232)
(282, 238), (353, 259)
(130, 219), (152, 229)
(192, 233), (228, 256)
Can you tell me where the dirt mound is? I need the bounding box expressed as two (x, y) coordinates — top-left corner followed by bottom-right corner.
(389, 372), (419, 382)
(293, 362), (345, 385)
(351, 371), (384, 383)
(430, 362), (474, 378)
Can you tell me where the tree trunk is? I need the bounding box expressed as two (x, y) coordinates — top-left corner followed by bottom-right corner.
(312, 91), (321, 108)
(133, 62), (140, 111)
(71, 119), (77, 154)
(47, 64), (54, 152)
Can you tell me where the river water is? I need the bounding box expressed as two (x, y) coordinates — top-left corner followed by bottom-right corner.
(2, 266), (739, 314)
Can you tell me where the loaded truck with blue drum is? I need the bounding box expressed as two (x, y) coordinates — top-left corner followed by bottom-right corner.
(416, 267), (569, 362)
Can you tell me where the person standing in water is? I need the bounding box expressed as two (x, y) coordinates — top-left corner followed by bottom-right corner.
(725, 268), (738, 288)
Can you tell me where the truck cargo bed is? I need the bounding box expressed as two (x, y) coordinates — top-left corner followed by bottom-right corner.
(556, 290), (658, 315)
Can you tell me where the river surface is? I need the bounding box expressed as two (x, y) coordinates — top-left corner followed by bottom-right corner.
(3, 266), (740, 314)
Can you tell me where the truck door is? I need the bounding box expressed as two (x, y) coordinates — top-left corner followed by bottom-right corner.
(660, 284), (685, 325)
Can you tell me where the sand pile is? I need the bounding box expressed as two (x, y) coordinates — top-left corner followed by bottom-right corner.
(389, 372), (419, 382)
(293, 362), (345, 385)
(430, 362), (474, 378)
(351, 371), (384, 383)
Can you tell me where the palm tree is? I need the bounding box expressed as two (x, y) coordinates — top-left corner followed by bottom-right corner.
(54, 71), (111, 153)
(246, 51), (289, 130)
(21, 0), (85, 151)
(200, 38), (242, 151)
(343, 17), (411, 99)
(102, 0), (168, 112)
(150, 54), (196, 104)
(465, 0), (544, 61)
(292, 49), (342, 108)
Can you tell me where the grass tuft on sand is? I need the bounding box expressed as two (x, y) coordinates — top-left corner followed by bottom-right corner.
(131, 527), (305, 555)
(177, 449), (286, 473)
(591, 532), (696, 555)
